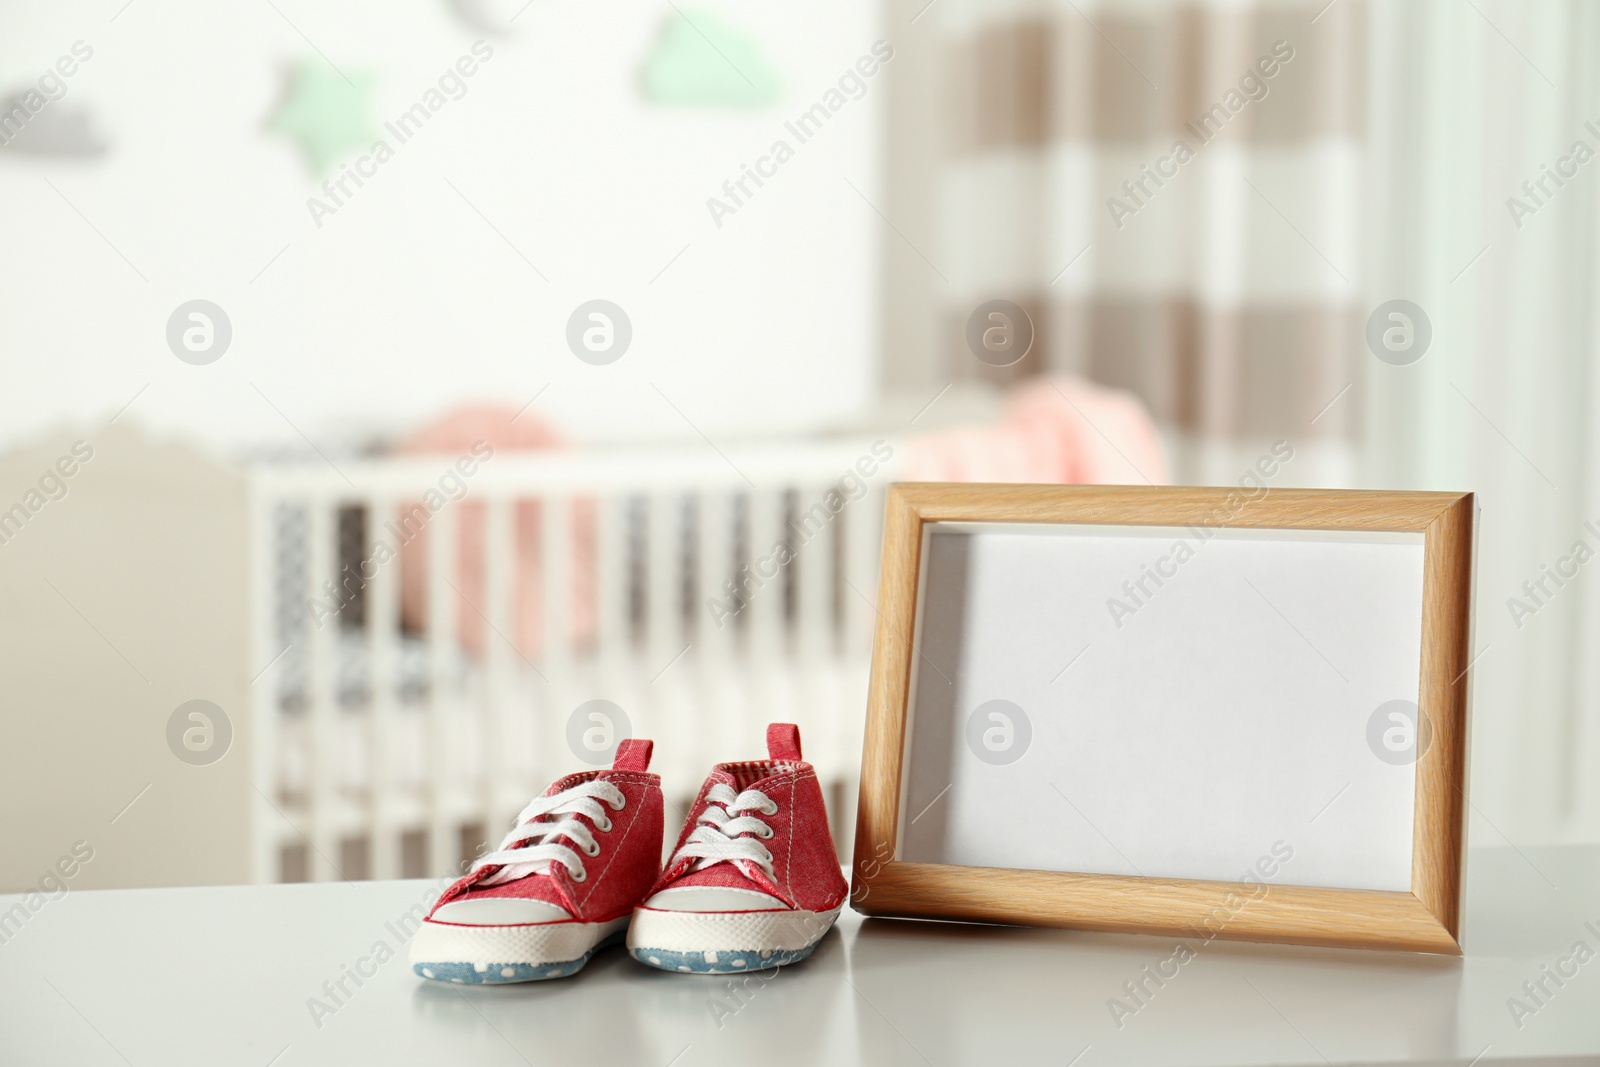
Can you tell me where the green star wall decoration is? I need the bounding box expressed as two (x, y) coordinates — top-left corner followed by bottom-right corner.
(267, 57), (379, 177)
(640, 9), (782, 109)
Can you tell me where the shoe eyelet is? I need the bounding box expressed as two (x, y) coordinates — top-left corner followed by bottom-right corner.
(596, 816), (614, 833)
(608, 796), (627, 812)
(583, 840), (601, 857)
(569, 866), (587, 882)
(759, 825), (775, 840)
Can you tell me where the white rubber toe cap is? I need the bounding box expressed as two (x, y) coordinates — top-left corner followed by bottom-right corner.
(640, 886), (789, 912)
(429, 898), (572, 925)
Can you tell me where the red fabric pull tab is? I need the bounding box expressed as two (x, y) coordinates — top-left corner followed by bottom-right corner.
(612, 738), (653, 772)
(767, 723), (802, 761)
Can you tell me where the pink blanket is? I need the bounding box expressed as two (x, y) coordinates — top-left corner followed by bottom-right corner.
(900, 376), (1168, 485)
(394, 405), (596, 660)
(396, 376), (1164, 658)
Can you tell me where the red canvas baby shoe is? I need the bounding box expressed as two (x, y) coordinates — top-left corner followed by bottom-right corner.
(627, 723), (848, 973)
(410, 738), (663, 983)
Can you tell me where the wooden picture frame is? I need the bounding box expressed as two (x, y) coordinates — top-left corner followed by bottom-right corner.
(851, 483), (1475, 954)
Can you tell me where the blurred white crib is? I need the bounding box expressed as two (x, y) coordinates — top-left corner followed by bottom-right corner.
(247, 441), (890, 884)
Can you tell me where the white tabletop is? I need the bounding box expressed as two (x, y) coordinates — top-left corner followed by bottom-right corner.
(2, 845), (1597, 1066)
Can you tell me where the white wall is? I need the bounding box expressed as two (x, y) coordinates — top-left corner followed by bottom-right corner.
(0, 0), (882, 453)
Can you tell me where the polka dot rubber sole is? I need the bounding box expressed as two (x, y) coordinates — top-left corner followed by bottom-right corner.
(413, 928), (627, 984)
(629, 941), (820, 974)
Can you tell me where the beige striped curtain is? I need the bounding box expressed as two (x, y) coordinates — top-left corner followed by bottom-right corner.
(925, 0), (1365, 483)
(883, 0), (1600, 843)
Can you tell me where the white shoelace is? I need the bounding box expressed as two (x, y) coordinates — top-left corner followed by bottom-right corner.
(667, 783), (779, 880)
(471, 779), (626, 886)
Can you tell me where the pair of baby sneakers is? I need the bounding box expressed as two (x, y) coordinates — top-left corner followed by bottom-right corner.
(409, 723), (848, 982)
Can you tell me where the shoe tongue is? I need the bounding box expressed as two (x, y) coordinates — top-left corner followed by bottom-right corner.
(664, 767), (791, 902)
(455, 868), (574, 911)
(668, 862), (778, 896)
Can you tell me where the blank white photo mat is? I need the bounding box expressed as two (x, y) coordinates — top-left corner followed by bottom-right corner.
(898, 521), (1427, 893)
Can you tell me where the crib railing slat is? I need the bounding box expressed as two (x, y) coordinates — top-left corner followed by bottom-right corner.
(426, 503), (461, 878)
(696, 490), (736, 757)
(742, 487), (790, 745)
(745, 488), (787, 663)
(482, 496), (517, 831)
(537, 494), (575, 790)
(646, 493), (681, 665)
(595, 495), (629, 662)
(845, 485), (883, 653)
(366, 495), (401, 880)
(642, 492), (686, 786)
(792, 482), (837, 779)
(306, 497), (341, 881)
